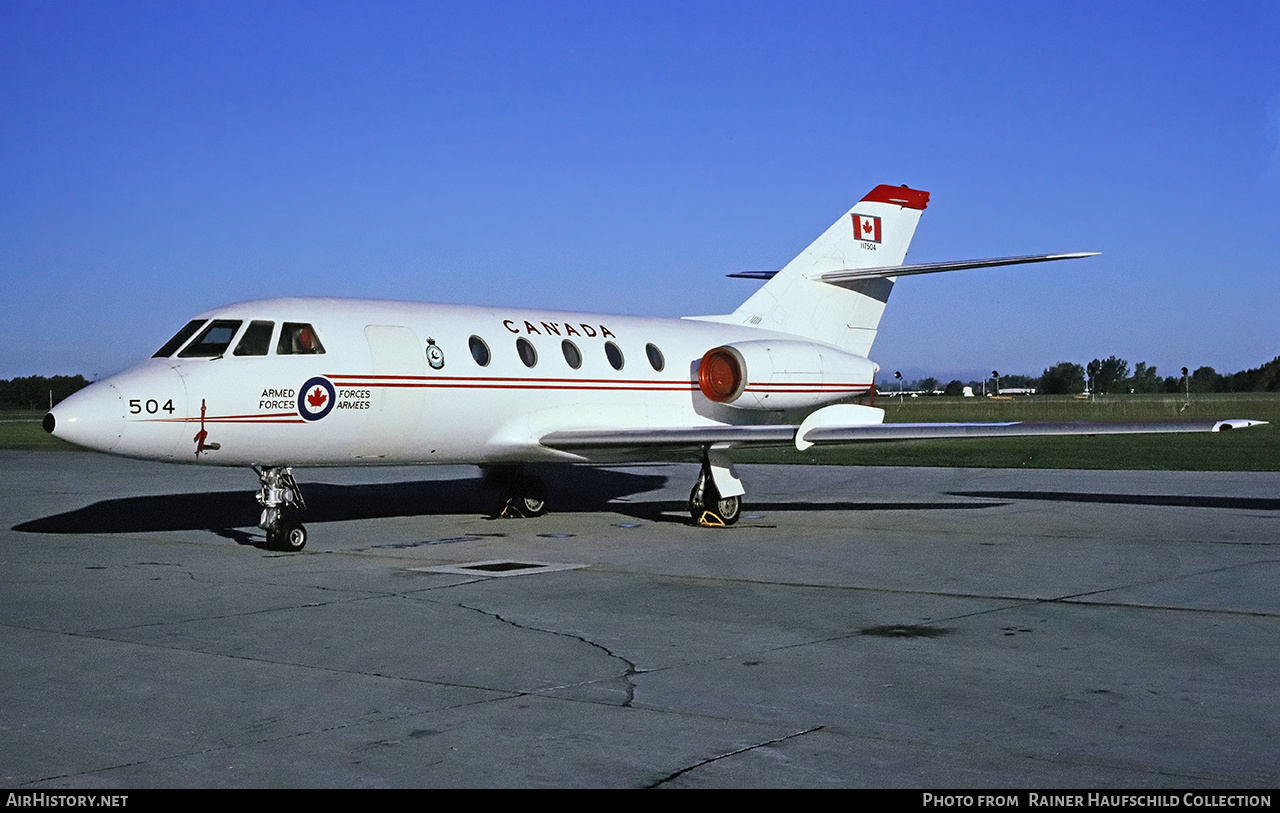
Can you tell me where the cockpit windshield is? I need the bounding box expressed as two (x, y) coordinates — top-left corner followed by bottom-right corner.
(277, 322), (325, 355)
(153, 320), (206, 358)
(178, 320), (243, 358)
(233, 321), (274, 356)
(154, 318), (324, 358)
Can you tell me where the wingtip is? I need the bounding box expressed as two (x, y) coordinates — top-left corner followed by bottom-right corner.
(1213, 419), (1268, 431)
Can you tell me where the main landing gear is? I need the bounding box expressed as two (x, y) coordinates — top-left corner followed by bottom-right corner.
(255, 466), (308, 551)
(687, 456), (743, 526)
(483, 458), (745, 526)
(483, 465), (548, 519)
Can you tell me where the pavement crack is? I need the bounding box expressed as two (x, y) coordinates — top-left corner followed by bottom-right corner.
(1047, 558), (1280, 604)
(647, 725), (824, 788)
(450, 599), (640, 706)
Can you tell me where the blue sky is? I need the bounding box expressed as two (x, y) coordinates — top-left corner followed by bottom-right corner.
(3, 1), (1278, 383)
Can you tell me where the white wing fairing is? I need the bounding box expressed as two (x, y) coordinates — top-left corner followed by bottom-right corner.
(45, 183), (1266, 545)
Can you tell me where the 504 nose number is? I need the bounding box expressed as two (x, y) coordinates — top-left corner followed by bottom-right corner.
(129, 399), (176, 415)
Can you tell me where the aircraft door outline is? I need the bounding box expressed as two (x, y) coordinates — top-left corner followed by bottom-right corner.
(357, 324), (427, 458)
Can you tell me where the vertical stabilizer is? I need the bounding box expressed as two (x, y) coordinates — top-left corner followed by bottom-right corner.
(726, 184), (929, 356)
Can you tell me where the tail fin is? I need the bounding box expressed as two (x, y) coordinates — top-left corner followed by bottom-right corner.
(725, 184), (929, 357)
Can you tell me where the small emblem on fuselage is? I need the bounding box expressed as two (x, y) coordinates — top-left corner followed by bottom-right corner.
(298, 376), (336, 421)
(426, 338), (445, 370)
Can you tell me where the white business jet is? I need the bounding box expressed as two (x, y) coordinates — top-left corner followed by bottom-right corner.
(45, 184), (1263, 550)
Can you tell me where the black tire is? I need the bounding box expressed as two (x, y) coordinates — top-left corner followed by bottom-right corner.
(689, 479), (741, 526)
(519, 495), (548, 517)
(713, 494), (741, 526)
(486, 467), (547, 518)
(689, 482), (707, 521)
(270, 520), (307, 552)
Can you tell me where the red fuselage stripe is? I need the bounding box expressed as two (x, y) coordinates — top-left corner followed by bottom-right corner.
(137, 377), (872, 424)
(338, 382), (696, 391)
(327, 374), (869, 392)
(142, 413), (304, 424)
(328, 373), (688, 386)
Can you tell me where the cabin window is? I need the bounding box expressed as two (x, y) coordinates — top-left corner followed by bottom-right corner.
(153, 319), (206, 358)
(469, 335), (491, 366)
(178, 320), (243, 358)
(233, 321), (275, 356)
(646, 343), (665, 372)
(516, 337), (537, 367)
(277, 323), (325, 355)
(561, 339), (582, 369)
(604, 341), (624, 370)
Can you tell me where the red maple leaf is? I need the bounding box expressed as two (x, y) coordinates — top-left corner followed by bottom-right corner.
(307, 387), (328, 408)
(863, 219), (873, 231)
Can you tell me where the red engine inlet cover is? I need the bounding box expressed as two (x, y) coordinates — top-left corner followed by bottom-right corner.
(698, 347), (744, 403)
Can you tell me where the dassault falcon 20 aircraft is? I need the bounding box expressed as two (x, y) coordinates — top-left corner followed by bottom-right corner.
(45, 184), (1264, 550)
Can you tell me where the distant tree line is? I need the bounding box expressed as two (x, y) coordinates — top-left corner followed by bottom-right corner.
(0, 376), (90, 410)
(893, 355), (1280, 396)
(1039, 355), (1280, 395)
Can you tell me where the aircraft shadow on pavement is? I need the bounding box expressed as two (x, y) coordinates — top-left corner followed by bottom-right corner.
(947, 490), (1280, 511)
(13, 467), (664, 535)
(11, 465), (1010, 536)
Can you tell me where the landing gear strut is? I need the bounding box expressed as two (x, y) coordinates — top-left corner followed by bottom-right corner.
(483, 465), (548, 518)
(688, 458), (742, 526)
(255, 466), (307, 551)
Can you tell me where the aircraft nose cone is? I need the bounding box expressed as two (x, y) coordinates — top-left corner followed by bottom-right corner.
(47, 381), (125, 452)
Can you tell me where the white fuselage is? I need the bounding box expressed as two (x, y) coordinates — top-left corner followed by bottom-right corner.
(51, 297), (878, 468)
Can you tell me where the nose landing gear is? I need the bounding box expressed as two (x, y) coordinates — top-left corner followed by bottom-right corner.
(255, 466), (308, 551)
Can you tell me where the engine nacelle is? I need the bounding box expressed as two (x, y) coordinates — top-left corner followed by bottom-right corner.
(697, 340), (877, 410)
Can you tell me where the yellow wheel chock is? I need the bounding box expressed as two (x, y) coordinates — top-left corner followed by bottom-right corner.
(698, 511), (726, 527)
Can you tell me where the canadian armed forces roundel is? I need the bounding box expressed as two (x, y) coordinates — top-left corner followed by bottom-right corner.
(298, 376), (336, 421)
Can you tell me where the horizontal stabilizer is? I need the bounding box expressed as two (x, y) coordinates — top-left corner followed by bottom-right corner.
(820, 252), (1098, 285)
(727, 253), (1098, 285)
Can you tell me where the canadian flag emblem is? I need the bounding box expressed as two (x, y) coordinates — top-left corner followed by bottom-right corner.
(852, 213), (881, 243)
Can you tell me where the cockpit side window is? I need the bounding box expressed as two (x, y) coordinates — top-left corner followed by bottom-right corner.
(277, 323), (325, 355)
(233, 321), (275, 356)
(153, 319), (206, 358)
(178, 320), (243, 358)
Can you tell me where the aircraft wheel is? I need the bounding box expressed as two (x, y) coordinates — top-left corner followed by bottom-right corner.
(689, 480), (741, 526)
(269, 519), (307, 552)
(518, 494), (548, 517)
(688, 482), (707, 521)
(486, 467), (547, 518)
(713, 494), (741, 525)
